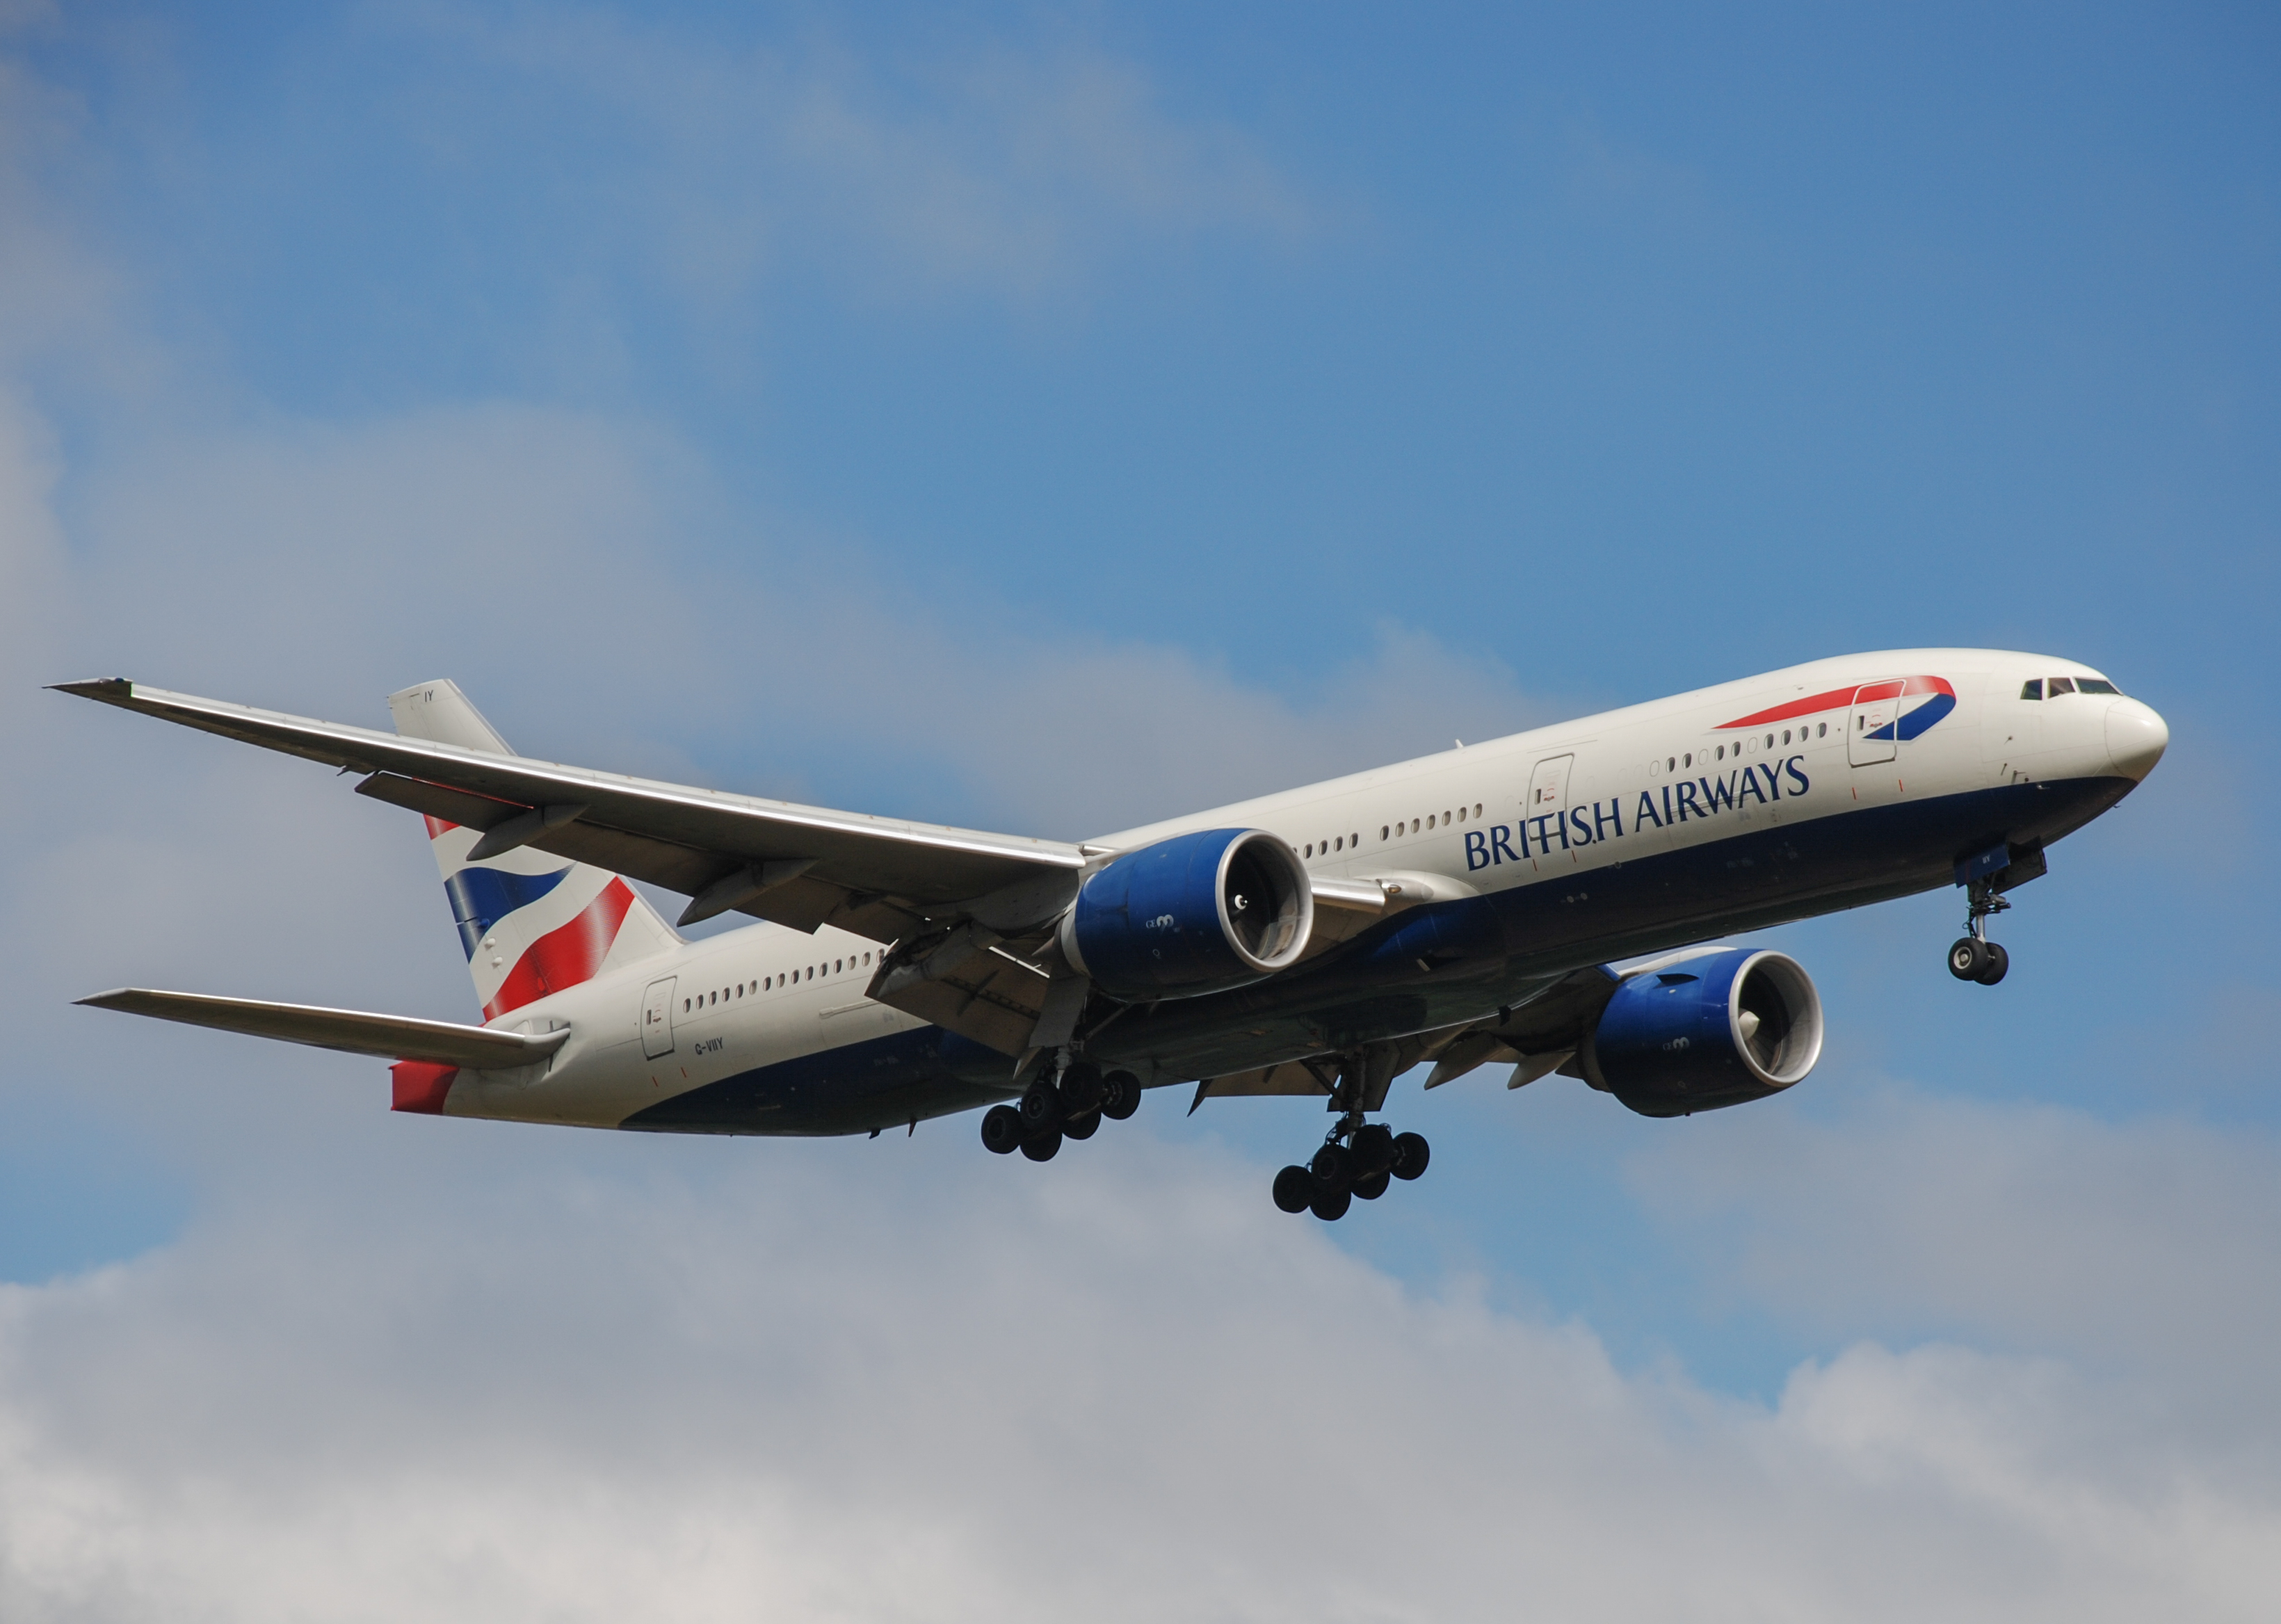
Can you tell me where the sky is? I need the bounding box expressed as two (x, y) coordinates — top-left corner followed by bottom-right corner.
(0, 1), (2276, 1617)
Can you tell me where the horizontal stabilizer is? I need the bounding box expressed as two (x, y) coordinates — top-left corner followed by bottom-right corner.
(76, 988), (569, 1070)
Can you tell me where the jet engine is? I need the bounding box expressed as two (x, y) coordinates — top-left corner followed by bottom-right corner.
(1058, 828), (1313, 1001)
(1581, 949), (1823, 1118)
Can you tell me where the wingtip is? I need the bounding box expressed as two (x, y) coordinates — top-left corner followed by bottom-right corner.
(74, 988), (137, 1010)
(49, 677), (134, 701)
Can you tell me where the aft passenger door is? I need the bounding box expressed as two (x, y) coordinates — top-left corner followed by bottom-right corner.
(1848, 682), (1902, 767)
(640, 976), (677, 1059)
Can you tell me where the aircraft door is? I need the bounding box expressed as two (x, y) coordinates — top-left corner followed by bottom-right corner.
(1523, 754), (1574, 851)
(1848, 682), (1903, 767)
(640, 976), (677, 1059)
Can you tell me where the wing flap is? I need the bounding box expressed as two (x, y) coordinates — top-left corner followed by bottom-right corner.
(76, 988), (567, 1070)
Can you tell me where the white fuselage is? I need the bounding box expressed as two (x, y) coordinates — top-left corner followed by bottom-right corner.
(444, 649), (2163, 1132)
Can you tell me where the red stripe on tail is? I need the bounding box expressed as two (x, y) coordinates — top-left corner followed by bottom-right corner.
(482, 877), (639, 1020)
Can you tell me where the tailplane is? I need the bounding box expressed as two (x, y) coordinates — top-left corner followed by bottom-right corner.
(389, 681), (679, 1020)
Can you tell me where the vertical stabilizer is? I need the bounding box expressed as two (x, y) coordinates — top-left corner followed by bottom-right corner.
(388, 680), (679, 1021)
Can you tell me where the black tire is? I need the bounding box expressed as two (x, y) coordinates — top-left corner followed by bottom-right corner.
(1310, 1142), (1354, 1195)
(1391, 1132), (1430, 1181)
(1948, 937), (1989, 981)
(1309, 1185), (1352, 1221)
(1059, 1063), (1105, 1115)
(1272, 1165), (1314, 1214)
(980, 1104), (1024, 1155)
(1353, 1169), (1391, 1201)
(1061, 1110), (1100, 1141)
(1101, 1070), (1143, 1121)
(1019, 1127), (1062, 1162)
(1350, 1123), (1396, 1178)
(1975, 941), (2010, 986)
(1018, 1079), (1063, 1132)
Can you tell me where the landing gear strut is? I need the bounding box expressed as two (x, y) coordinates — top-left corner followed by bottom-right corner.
(1947, 878), (2011, 986)
(1272, 1107), (1429, 1221)
(980, 1058), (1143, 1161)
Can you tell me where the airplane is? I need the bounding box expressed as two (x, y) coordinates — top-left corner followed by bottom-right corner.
(58, 649), (2167, 1221)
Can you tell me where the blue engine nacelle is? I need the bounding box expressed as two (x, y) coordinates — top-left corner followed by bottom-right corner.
(1058, 828), (1314, 1001)
(1581, 949), (1824, 1118)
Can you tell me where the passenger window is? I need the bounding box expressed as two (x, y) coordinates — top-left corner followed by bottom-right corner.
(1765, 733), (1774, 750)
(2077, 678), (2119, 696)
(1667, 757), (1675, 771)
(1781, 730), (1791, 745)
(1472, 805), (1481, 819)
(1456, 808), (1465, 824)
(1443, 810), (1453, 823)
(682, 999), (690, 1013)
(1303, 843), (1313, 858)
(2020, 680), (2042, 700)
(1380, 825), (1389, 840)
(1817, 723), (1827, 737)
(2047, 677), (2075, 696)
(1683, 753), (1691, 768)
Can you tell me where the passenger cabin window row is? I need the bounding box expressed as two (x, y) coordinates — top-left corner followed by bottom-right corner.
(682, 950), (875, 1013)
(1347, 804), (1486, 849)
(1650, 723), (1826, 778)
(2021, 677), (2120, 700)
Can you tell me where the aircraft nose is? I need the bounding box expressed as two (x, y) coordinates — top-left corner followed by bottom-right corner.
(2105, 698), (2169, 780)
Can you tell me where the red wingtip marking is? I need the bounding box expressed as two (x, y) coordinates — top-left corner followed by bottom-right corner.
(390, 1060), (459, 1114)
(481, 878), (638, 1020)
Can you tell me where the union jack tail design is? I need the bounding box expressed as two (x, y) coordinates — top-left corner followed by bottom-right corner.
(388, 681), (679, 1022)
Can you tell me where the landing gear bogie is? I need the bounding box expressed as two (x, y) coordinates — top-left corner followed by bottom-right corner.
(1275, 1113), (1430, 1221)
(979, 1056), (1145, 1161)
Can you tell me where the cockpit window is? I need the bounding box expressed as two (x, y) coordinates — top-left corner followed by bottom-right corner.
(2020, 679), (2042, 700)
(2047, 677), (2076, 696)
(2077, 678), (2120, 696)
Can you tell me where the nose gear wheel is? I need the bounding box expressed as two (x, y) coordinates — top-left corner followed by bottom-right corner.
(1948, 878), (2013, 986)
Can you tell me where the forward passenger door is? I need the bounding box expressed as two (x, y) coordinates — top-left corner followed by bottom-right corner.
(1848, 682), (1902, 767)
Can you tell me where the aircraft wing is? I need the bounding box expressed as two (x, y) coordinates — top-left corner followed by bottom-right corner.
(76, 988), (568, 1070)
(54, 680), (1087, 946)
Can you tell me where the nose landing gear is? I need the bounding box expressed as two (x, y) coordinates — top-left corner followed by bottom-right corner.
(1272, 1110), (1429, 1221)
(1947, 878), (2012, 986)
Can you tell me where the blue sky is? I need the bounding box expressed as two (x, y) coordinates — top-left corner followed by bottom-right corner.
(1, 4), (2276, 1617)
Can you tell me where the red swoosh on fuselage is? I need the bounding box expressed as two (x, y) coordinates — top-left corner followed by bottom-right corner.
(1719, 675), (1952, 730)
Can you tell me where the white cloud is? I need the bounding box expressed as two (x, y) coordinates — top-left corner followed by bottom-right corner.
(1, 1127), (2275, 1622)
(1627, 1084), (2281, 1427)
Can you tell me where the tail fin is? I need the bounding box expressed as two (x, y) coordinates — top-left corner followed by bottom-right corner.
(389, 681), (679, 1021)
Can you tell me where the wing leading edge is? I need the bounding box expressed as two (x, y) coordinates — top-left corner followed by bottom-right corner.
(53, 679), (1086, 947)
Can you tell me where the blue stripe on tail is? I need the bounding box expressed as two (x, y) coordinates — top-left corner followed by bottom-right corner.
(445, 866), (570, 960)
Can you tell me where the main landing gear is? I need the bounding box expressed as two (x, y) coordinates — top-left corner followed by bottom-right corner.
(1271, 1112), (1429, 1222)
(978, 1060), (1142, 1162)
(1947, 877), (2011, 986)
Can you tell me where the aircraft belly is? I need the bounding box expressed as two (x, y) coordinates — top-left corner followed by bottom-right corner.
(615, 1025), (1013, 1136)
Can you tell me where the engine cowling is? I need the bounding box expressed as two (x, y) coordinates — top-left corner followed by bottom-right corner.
(1058, 828), (1313, 1000)
(1581, 949), (1823, 1118)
